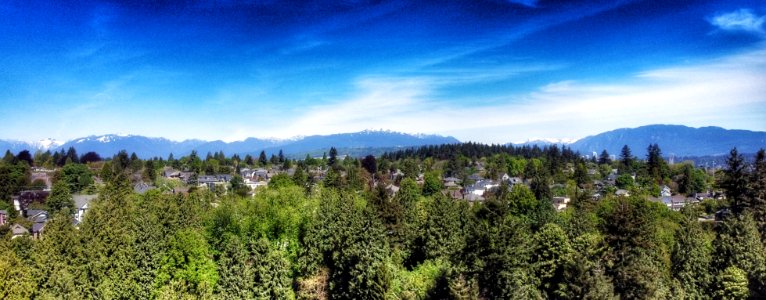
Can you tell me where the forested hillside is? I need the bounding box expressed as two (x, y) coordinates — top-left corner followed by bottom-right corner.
(1, 143), (765, 299)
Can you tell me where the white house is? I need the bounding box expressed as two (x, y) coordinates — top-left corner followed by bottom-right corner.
(73, 194), (98, 225)
(552, 197), (571, 211)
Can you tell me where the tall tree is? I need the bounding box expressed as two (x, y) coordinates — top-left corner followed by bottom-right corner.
(713, 213), (766, 297)
(258, 151), (268, 167)
(721, 148), (750, 215)
(47, 180), (74, 214)
(328, 147), (338, 168)
(672, 208), (713, 298)
(16, 150), (33, 166)
(620, 145), (634, 172)
(361, 155), (377, 176)
(646, 144), (666, 184)
(598, 150), (612, 165)
(749, 149), (766, 237)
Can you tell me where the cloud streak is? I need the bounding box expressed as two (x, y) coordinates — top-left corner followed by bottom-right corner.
(710, 9), (765, 35)
(272, 45), (766, 144)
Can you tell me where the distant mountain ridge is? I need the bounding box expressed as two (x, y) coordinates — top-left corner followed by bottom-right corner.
(567, 125), (766, 157)
(0, 130), (460, 158)
(1, 125), (763, 159)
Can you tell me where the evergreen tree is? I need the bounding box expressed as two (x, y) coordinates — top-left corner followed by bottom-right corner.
(531, 223), (573, 298)
(258, 151), (268, 167)
(646, 144), (666, 184)
(713, 213), (766, 297)
(715, 266), (749, 300)
(421, 171), (442, 196)
(361, 155), (377, 176)
(603, 197), (669, 298)
(0, 243), (36, 299)
(722, 148), (750, 215)
(620, 145), (633, 172)
(598, 150), (611, 165)
(672, 208), (713, 298)
(33, 210), (85, 299)
(749, 149), (766, 237)
(47, 180), (74, 214)
(558, 233), (616, 299)
(328, 147), (338, 168)
(16, 150), (33, 166)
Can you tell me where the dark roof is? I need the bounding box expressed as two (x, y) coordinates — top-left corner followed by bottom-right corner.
(73, 194), (98, 209)
(31, 222), (45, 233)
(26, 210), (48, 223)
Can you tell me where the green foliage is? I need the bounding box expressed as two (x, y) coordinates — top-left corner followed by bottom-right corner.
(672, 209), (714, 299)
(33, 211), (85, 299)
(387, 259), (450, 299)
(421, 171), (442, 196)
(531, 223), (573, 297)
(156, 228), (218, 298)
(422, 194), (467, 261)
(7, 146), (766, 299)
(721, 148), (749, 214)
(713, 213), (766, 296)
(0, 243), (36, 299)
(0, 161), (30, 203)
(47, 180), (74, 214)
(715, 266), (749, 300)
(57, 163), (93, 192)
(601, 196), (671, 298)
(228, 175), (250, 197)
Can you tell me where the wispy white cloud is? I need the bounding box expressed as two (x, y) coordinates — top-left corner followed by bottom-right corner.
(710, 9), (765, 35)
(269, 45), (766, 144)
(506, 0), (538, 8)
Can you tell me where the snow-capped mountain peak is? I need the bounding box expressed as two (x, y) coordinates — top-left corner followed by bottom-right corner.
(32, 138), (64, 150)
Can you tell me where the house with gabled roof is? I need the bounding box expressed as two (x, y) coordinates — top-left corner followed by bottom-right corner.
(74, 194), (98, 224)
(11, 224), (29, 239)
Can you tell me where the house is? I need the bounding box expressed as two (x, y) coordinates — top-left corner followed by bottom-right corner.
(163, 168), (182, 178)
(73, 194), (98, 224)
(465, 179), (499, 197)
(0, 209), (7, 226)
(385, 184), (400, 197)
(11, 224), (29, 239)
(390, 169), (404, 181)
(444, 189), (463, 200)
(695, 192), (713, 201)
(615, 189), (630, 197)
(507, 177), (524, 186)
(13, 190), (50, 213)
(552, 197), (570, 211)
(244, 178), (268, 191)
(660, 185), (672, 197)
(443, 177), (461, 188)
(659, 195), (689, 211)
(501, 173), (511, 182)
(26, 209), (48, 223)
(31, 222), (45, 239)
(134, 182), (155, 194)
(180, 172), (196, 183)
(464, 193), (485, 202)
(606, 174), (618, 185)
(197, 174), (233, 191)
(467, 173), (484, 182)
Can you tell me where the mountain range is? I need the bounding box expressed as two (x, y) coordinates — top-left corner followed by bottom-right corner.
(0, 130), (460, 158)
(1, 125), (764, 159)
(515, 125), (766, 157)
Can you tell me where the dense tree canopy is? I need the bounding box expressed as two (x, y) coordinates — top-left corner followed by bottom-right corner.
(0, 143), (764, 299)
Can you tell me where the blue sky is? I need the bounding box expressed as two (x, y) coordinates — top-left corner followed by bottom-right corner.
(1, 0), (765, 143)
